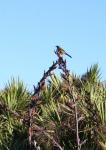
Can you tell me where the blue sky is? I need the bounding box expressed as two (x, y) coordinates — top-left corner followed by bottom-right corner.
(0, 0), (106, 90)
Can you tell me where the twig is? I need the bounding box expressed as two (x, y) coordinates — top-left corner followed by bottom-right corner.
(73, 93), (80, 150)
(28, 61), (58, 149)
(43, 131), (64, 150)
(55, 52), (81, 150)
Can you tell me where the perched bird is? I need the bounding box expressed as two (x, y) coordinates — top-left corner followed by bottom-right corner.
(56, 46), (72, 58)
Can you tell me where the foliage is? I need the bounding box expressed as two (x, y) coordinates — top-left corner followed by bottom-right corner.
(0, 78), (30, 150)
(0, 65), (106, 150)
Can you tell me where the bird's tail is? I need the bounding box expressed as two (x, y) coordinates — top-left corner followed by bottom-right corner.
(65, 52), (72, 58)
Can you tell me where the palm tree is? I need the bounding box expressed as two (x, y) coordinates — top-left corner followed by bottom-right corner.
(0, 78), (30, 150)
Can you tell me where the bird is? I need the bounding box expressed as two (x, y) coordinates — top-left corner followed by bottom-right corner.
(56, 46), (72, 58)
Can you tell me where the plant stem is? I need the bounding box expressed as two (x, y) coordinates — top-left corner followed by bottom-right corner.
(73, 96), (80, 150)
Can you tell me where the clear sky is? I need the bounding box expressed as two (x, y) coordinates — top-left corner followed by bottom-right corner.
(0, 0), (106, 90)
